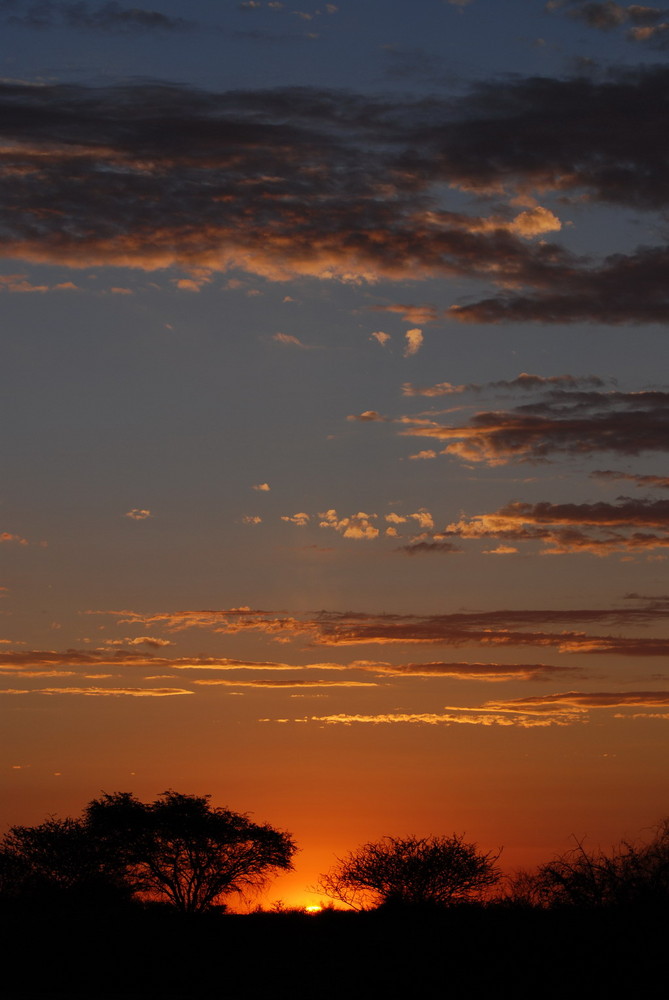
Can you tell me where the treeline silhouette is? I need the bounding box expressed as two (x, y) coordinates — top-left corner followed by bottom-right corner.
(2, 792), (668, 999)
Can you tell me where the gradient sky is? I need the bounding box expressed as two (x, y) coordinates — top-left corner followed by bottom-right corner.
(2, 0), (669, 908)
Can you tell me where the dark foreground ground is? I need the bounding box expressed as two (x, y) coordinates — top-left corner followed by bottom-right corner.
(3, 901), (666, 999)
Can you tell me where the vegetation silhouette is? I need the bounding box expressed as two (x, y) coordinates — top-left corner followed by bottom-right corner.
(2, 806), (669, 998)
(0, 790), (296, 914)
(313, 833), (501, 910)
(507, 819), (669, 909)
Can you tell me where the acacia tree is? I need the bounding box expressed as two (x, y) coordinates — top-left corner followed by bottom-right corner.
(1, 791), (296, 914)
(314, 834), (501, 910)
(84, 791), (297, 913)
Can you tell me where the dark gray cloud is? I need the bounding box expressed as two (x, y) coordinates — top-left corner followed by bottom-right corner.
(0, 0), (193, 32)
(0, 68), (668, 320)
(400, 388), (669, 463)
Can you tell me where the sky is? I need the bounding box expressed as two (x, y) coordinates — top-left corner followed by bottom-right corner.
(2, 0), (669, 909)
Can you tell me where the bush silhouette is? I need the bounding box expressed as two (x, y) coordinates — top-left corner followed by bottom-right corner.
(314, 834), (501, 910)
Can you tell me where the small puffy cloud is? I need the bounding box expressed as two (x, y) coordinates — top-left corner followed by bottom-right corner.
(370, 331), (391, 346)
(125, 509), (152, 520)
(508, 205), (562, 237)
(1, 532), (28, 545)
(242, 515), (262, 525)
(409, 509), (434, 529)
(273, 332), (309, 348)
(403, 328), (424, 357)
(319, 509), (379, 540)
(409, 450), (437, 460)
(253, 482), (271, 491)
(281, 512), (310, 526)
(347, 410), (385, 422)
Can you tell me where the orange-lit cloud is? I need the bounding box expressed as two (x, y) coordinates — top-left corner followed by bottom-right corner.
(592, 470), (669, 490)
(84, 598), (669, 655)
(318, 509), (379, 540)
(253, 482), (271, 491)
(364, 660), (582, 680)
(303, 710), (574, 728)
(124, 509), (152, 520)
(0, 686), (193, 697)
(0, 532), (29, 545)
(194, 678), (377, 688)
(281, 512), (310, 526)
(370, 331), (391, 346)
(398, 389), (669, 464)
(403, 328), (423, 357)
(437, 498), (669, 556)
(4, 70), (669, 321)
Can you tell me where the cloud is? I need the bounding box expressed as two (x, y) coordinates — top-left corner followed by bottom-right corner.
(402, 373), (610, 398)
(194, 678), (376, 688)
(124, 508), (152, 520)
(0, 532), (28, 545)
(103, 636), (173, 648)
(281, 512), (310, 526)
(485, 690), (669, 710)
(318, 509), (379, 540)
(0, 0), (193, 32)
(441, 497), (669, 555)
(0, 69), (667, 322)
(372, 304), (439, 325)
(0, 686), (193, 697)
(592, 470), (669, 490)
(370, 331), (391, 346)
(84, 597), (669, 656)
(242, 515), (262, 524)
(549, 1), (669, 46)
(253, 482), (271, 491)
(347, 410), (386, 422)
(398, 388), (669, 465)
(403, 328), (423, 357)
(365, 660), (581, 680)
(272, 333), (311, 348)
(303, 710), (572, 728)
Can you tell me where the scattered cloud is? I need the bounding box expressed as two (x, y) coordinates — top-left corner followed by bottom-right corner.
(370, 331), (391, 347)
(398, 388), (669, 465)
(592, 470), (669, 490)
(281, 512), (310, 526)
(273, 333), (312, 348)
(124, 508), (152, 520)
(0, 686), (193, 697)
(0, 0), (193, 33)
(1, 532), (28, 545)
(402, 373), (610, 398)
(318, 509), (379, 540)
(403, 328), (423, 357)
(253, 482), (271, 491)
(242, 515), (263, 525)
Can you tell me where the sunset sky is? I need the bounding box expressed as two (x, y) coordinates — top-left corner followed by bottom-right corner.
(2, 0), (669, 908)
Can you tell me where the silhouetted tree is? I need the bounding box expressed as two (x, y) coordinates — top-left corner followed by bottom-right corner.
(84, 790), (296, 913)
(0, 816), (130, 906)
(314, 834), (501, 910)
(509, 821), (669, 909)
(0, 791), (296, 914)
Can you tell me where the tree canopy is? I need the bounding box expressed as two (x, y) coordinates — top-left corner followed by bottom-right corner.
(0, 791), (296, 914)
(315, 834), (501, 910)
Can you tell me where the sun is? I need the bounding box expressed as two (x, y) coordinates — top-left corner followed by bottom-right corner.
(304, 905), (323, 914)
